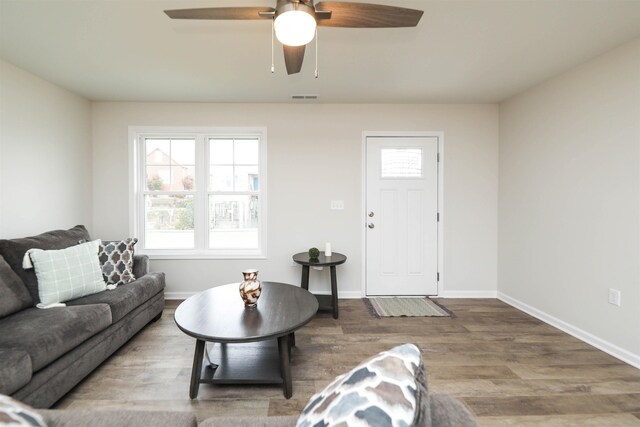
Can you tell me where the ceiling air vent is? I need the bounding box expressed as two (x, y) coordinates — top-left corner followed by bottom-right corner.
(291, 94), (319, 100)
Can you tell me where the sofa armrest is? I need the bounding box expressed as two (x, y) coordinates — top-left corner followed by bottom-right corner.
(429, 394), (478, 427)
(200, 416), (298, 427)
(38, 409), (197, 427)
(132, 255), (149, 279)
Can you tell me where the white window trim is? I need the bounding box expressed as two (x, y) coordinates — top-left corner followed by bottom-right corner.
(128, 126), (268, 260)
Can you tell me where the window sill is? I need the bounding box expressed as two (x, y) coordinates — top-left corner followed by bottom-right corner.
(140, 252), (267, 260)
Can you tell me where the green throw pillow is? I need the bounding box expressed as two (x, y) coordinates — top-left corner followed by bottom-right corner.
(27, 240), (106, 308)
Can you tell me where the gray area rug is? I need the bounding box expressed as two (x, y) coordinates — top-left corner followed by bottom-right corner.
(364, 297), (454, 318)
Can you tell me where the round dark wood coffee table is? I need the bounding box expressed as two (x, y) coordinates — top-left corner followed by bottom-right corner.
(175, 282), (318, 399)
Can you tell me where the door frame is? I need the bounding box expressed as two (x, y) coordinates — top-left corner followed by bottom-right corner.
(361, 131), (444, 297)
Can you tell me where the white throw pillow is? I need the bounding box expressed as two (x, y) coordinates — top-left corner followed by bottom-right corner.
(27, 239), (106, 308)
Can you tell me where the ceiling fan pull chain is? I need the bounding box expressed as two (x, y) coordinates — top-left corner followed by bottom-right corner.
(315, 28), (319, 78)
(271, 17), (275, 73)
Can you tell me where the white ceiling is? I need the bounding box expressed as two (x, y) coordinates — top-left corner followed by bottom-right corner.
(1, 0), (639, 103)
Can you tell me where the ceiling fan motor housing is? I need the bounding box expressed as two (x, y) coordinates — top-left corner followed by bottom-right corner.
(276, 0), (316, 18)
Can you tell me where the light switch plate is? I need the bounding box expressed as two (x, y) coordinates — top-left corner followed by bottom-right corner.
(331, 200), (344, 210)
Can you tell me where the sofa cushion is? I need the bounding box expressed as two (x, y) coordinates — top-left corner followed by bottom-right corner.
(99, 238), (138, 286)
(0, 394), (46, 427)
(0, 225), (91, 304)
(0, 255), (33, 318)
(66, 272), (165, 323)
(0, 349), (32, 395)
(0, 304), (112, 372)
(297, 343), (427, 427)
(38, 410), (197, 427)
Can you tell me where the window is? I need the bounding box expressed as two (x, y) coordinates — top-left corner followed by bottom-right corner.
(130, 128), (267, 259)
(381, 148), (422, 178)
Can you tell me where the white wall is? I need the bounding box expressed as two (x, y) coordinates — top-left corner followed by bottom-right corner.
(0, 59), (92, 238)
(91, 103), (499, 298)
(499, 39), (640, 365)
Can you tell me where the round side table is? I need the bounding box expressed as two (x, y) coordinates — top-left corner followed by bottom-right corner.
(292, 252), (347, 319)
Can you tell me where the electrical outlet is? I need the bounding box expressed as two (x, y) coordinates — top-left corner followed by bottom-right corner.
(608, 288), (621, 306)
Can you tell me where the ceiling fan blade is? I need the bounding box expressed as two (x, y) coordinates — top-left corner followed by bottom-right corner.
(283, 45), (306, 75)
(164, 7), (275, 20)
(315, 2), (423, 28)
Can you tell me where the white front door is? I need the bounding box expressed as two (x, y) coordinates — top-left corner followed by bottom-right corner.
(365, 136), (439, 296)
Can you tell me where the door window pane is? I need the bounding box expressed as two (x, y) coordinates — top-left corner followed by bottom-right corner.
(381, 148), (422, 178)
(144, 195), (194, 249)
(209, 195), (259, 249)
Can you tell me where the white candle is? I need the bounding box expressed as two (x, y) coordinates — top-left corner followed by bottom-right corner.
(325, 242), (332, 256)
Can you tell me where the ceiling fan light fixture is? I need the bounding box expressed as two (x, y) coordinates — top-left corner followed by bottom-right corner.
(274, 9), (316, 47)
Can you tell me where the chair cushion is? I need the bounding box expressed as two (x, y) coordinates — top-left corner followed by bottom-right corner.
(0, 349), (32, 395)
(0, 304), (111, 371)
(0, 225), (91, 304)
(66, 272), (165, 323)
(297, 343), (429, 427)
(0, 255), (32, 318)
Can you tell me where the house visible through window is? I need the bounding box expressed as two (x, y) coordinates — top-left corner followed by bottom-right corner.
(131, 128), (267, 258)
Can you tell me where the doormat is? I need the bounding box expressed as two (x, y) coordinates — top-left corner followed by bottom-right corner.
(363, 298), (454, 318)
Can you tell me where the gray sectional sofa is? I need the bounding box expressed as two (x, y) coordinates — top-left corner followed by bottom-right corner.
(0, 226), (165, 408)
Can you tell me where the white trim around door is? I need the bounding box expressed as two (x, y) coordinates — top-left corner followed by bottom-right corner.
(361, 131), (444, 298)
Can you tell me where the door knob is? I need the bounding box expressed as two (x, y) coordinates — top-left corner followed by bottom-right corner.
(368, 223), (375, 229)
(368, 212), (375, 217)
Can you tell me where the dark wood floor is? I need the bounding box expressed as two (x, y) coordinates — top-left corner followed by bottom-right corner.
(55, 299), (640, 426)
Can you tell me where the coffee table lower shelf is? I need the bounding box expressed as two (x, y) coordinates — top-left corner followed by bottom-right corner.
(201, 341), (283, 384)
(190, 336), (294, 399)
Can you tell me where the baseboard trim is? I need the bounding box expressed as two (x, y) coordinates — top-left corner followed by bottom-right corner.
(165, 292), (193, 301)
(165, 290), (364, 300)
(437, 290), (498, 298)
(498, 292), (640, 370)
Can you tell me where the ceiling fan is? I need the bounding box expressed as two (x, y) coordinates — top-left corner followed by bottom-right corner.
(165, 1), (423, 75)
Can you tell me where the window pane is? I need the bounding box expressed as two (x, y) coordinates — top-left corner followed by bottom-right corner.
(210, 166), (234, 191)
(147, 166), (169, 191)
(210, 139), (234, 164)
(209, 195), (259, 249)
(146, 140), (170, 165)
(381, 148), (422, 178)
(170, 139), (195, 165)
(235, 166), (259, 191)
(147, 139), (196, 191)
(169, 165), (195, 191)
(234, 139), (259, 164)
(144, 195), (194, 249)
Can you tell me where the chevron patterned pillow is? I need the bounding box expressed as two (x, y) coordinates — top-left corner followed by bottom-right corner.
(297, 343), (430, 427)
